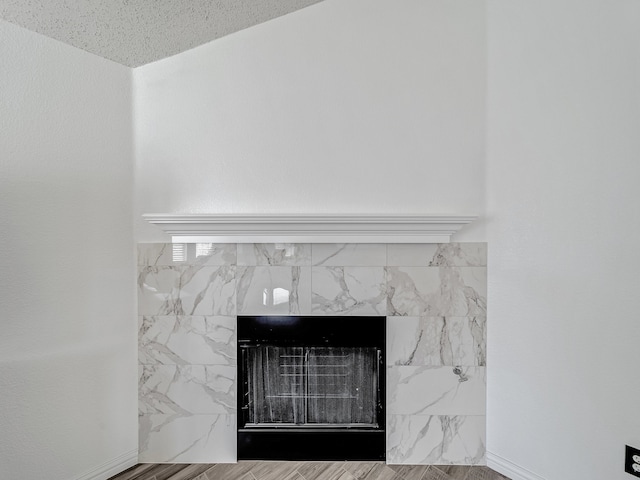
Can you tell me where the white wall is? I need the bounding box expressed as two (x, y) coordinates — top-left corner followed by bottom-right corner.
(486, 1), (640, 479)
(134, 0), (486, 242)
(0, 21), (137, 480)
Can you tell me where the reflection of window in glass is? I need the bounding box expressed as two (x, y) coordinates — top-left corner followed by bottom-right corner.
(273, 288), (290, 305)
(262, 288), (290, 306)
(172, 244), (186, 262)
(275, 243), (295, 258)
(196, 243), (214, 258)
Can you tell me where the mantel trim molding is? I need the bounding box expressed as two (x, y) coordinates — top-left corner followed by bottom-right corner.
(143, 214), (477, 243)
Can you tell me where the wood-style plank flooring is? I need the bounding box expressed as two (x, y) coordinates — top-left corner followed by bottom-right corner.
(109, 462), (511, 480)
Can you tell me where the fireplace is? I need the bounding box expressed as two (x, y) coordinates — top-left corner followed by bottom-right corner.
(138, 240), (487, 464)
(237, 315), (386, 461)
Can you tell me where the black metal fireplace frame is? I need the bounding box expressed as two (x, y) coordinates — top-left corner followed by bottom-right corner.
(237, 315), (386, 461)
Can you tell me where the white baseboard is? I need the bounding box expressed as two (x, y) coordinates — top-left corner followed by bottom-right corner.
(487, 451), (546, 480)
(73, 449), (138, 480)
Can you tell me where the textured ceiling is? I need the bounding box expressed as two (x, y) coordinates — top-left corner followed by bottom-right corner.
(0, 0), (324, 67)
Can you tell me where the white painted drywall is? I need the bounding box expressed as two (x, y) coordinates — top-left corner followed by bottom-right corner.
(486, 1), (640, 479)
(133, 0), (486, 242)
(0, 20), (137, 480)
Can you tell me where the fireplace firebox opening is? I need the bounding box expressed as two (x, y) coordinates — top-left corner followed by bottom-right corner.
(237, 316), (386, 461)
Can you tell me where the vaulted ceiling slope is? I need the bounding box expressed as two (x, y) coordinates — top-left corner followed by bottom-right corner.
(0, 0), (325, 67)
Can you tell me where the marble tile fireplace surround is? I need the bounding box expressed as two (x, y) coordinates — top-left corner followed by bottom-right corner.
(137, 241), (487, 465)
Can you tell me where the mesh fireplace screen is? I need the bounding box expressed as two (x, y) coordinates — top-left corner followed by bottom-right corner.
(244, 346), (379, 426)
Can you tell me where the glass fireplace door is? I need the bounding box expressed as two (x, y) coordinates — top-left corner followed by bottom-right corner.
(244, 346), (379, 427)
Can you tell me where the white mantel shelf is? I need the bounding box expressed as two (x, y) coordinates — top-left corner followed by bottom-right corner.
(143, 214), (477, 243)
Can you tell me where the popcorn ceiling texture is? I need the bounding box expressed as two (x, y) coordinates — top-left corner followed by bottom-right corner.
(0, 0), (324, 66)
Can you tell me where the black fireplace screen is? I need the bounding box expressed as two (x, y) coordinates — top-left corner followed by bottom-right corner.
(237, 316), (386, 460)
(244, 346), (378, 426)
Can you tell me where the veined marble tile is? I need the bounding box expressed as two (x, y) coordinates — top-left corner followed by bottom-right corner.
(387, 366), (486, 415)
(311, 267), (386, 316)
(138, 413), (236, 463)
(138, 265), (236, 316)
(139, 364), (236, 414)
(138, 243), (236, 266)
(312, 244), (386, 266)
(138, 316), (236, 366)
(236, 266), (311, 315)
(386, 415), (486, 465)
(387, 317), (486, 367)
(386, 267), (486, 317)
(387, 244), (487, 267)
(237, 243), (311, 266)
